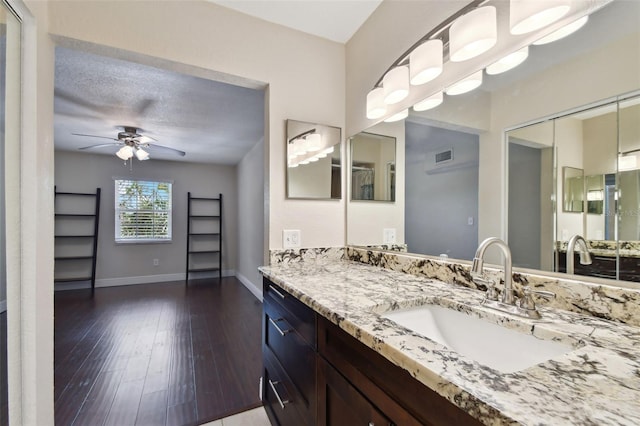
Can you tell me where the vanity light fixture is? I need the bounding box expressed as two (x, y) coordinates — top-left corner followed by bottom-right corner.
(410, 39), (443, 85)
(533, 15), (589, 45)
(486, 46), (529, 75)
(384, 109), (408, 123)
(366, 87), (387, 119)
(445, 70), (483, 95)
(383, 65), (410, 104)
(509, 0), (571, 35)
(413, 91), (443, 112)
(449, 6), (497, 62)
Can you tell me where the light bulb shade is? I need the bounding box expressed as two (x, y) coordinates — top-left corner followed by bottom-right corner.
(288, 162), (299, 168)
(308, 156), (320, 162)
(323, 146), (335, 155)
(510, 0), (571, 35)
(116, 145), (134, 160)
(383, 66), (410, 105)
(414, 92), (443, 112)
(384, 109), (408, 123)
(135, 148), (150, 161)
(306, 133), (322, 152)
(486, 46), (529, 75)
(445, 71), (483, 95)
(533, 15), (588, 45)
(366, 87), (387, 119)
(449, 6), (497, 62)
(410, 39), (443, 85)
(300, 159), (311, 165)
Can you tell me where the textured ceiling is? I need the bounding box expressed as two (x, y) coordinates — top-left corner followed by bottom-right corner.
(54, 47), (265, 165)
(207, 0), (383, 43)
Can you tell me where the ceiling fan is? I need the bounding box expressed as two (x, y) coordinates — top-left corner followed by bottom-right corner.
(75, 126), (186, 161)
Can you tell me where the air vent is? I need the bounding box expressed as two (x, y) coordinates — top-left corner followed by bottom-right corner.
(435, 149), (453, 164)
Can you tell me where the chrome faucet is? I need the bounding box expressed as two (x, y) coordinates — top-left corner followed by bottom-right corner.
(471, 237), (555, 319)
(566, 234), (592, 274)
(471, 237), (515, 304)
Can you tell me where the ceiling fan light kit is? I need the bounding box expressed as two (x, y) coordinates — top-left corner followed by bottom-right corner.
(74, 126), (186, 162)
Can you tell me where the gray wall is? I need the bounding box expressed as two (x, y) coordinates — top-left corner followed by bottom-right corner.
(236, 139), (265, 297)
(508, 143), (542, 269)
(54, 151), (238, 287)
(405, 122), (478, 260)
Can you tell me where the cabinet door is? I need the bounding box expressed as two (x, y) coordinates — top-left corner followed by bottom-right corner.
(318, 358), (392, 426)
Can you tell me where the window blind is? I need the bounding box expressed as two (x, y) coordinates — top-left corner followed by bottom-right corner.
(115, 179), (172, 242)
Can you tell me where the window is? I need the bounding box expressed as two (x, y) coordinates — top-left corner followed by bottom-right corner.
(115, 179), (172, 242)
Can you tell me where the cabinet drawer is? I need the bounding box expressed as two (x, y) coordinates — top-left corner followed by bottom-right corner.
(264, 301), (316, 422)
(263, 348), (311, 426)
(264, 279), (316, 347)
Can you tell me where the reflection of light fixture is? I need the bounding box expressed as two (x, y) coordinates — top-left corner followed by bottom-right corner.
(308, 157), (320, 163)
(116, 145), (134, 160)
(366, 87), (386, 119)
(619, 154), (638, 171)
(587, 190), (604, 201)
(305, 133), (322, 152)
(135, 147), (150, 161)
(445, 71), (483, 95)
(410, 39), (443, 85)
(486, 47), (529, 75)
(323, 146), (334, 155)
(450, 6), (497, 62)
(384, 109), (408, 123)
(533, 16), (589, 45)
(413, 92), (443, 111)
(383, 66), (409, 105)
(510, 0), (571, 35)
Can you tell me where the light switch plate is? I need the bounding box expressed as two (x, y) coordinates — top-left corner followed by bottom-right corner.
(383, 228), (396, 244)
(283, 229), (301, 248)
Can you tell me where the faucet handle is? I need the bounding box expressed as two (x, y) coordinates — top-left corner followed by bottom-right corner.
(519, 287), (556, 310)
(473, 276), (500, 301)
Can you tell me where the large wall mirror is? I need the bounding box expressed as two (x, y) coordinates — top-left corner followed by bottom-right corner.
(346, 0), (640, 288)
(286, 119), (342, 199)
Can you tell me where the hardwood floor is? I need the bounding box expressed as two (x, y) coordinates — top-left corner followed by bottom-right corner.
(54, 277), (263, 426)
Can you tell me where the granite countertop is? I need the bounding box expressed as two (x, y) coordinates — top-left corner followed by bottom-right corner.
(259, 259), (640, 426)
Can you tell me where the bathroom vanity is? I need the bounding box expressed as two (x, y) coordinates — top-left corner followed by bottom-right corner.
(260, 251), (640, 425)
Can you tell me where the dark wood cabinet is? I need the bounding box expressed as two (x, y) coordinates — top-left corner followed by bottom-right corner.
(262, 278), (483, 426)
(557, 252), (640, 282)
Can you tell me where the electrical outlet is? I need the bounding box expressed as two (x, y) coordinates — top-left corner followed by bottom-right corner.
(383, 228), (396, 244)
(153, 258), (159, 266)
(283, 229), (301, 248)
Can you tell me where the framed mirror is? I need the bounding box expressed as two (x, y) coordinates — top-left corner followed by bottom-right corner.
(350, 132), (396, 202)
(562, 167), (584, 213)
(286, 119), (341, 199)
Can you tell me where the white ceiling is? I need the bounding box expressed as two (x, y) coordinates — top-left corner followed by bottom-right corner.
(54, 47), (265, 165)
(207, 0), (382, 43)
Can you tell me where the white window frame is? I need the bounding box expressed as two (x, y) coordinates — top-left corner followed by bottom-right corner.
(114, 178), (173, 243)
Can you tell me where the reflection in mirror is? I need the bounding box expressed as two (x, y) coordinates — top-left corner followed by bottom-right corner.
(0, 5), (5, 422)
(563, 166), (584, 213)
(350, 132), (395, 201)
(347, 0), (640, 288)
(286, 119), (341, 199)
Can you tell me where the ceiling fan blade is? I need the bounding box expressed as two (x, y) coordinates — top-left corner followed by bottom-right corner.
(135, 135), (157, 144)
(146, 143), (186, 157)
(72, 133), (119, 141)
(79, 143), (121, 150)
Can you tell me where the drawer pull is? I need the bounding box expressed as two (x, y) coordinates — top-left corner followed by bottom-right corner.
(268, 379), (290, 409)
(269, 285), (287, 299)
(269, 317), (291, 336)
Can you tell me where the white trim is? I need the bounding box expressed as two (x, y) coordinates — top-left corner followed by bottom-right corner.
(235, 272), (263, 301)
(0, 299), (6, 313)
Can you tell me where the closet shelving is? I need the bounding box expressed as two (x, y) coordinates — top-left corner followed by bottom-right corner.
(186, 192), (223, 282)
(54, 187), (101, 292)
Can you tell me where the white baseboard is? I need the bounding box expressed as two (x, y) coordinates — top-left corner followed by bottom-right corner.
(54, 270), (236, 291)
(0, 299), (6, 313)
(235, 272), (262, 301)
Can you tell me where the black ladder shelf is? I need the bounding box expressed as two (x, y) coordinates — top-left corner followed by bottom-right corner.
(54, 187), (101, 292)
(186, 192), (222, 282)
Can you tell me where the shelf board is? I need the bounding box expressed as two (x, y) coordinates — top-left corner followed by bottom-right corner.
(55, 213), (96, 218)
(188, 250), (220, 254)
(187, 267), (220, 273)
(190, 197), (221, 201)
(55, 192), (97, 197)
(189, 215), (220, 218)
(55, 256), (94, 261)
(55, 235), (95, 238)
(54, 276), (92, 283)
(188, 232), (220, 236)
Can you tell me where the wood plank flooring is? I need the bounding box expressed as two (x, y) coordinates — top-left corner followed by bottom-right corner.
(54, 277), (263, 426)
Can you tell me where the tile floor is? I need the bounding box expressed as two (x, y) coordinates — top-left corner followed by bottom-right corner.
(200, 406), (270, 426)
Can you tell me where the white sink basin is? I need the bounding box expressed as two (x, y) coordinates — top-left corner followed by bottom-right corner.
(382, 304), (573, 373)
